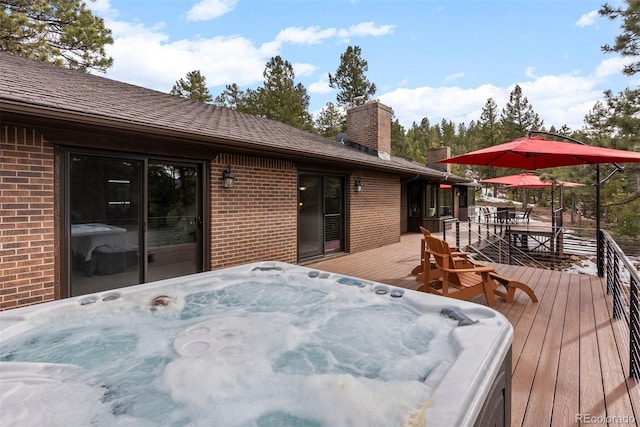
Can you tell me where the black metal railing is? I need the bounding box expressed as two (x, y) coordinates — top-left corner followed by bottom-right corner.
(442, 219), (639, 380)
(603, 230), (640, 379)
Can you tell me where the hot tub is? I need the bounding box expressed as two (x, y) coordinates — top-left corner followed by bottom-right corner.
(0, 261), (512, 427)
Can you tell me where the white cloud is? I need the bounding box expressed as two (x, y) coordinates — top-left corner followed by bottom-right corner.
(594, 56), (631, 78)
(292, 62), (317, 77)
(576, 10), (599, 27)
(103, 20), (266, 91)
(377, 68), (616, 132)
(518, 73), (601, 128)
(525, 66), (537, 79)
(379, 84), (504, 128)
(87, 0), (115, 16)
(275, 26), (337, 45)
(444, 72), (465, 82)
(186, 0), (237, 22)
(337, 22), (396, 39)
(308, 75), (333, 95)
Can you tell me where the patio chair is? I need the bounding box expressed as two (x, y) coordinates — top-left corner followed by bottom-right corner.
(419, 235), (497, 307)
(463, 258), (539, 303)
(412, 227), (467, 280)
(514, 206), (533, 224)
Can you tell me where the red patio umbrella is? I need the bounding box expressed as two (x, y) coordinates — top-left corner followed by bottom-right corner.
(486, 173), (584, 189)
(440, 135), (640, 170)
(480, 172), (584, 188)
(439, 132), (640, 277)
(481, 172), (583, 216)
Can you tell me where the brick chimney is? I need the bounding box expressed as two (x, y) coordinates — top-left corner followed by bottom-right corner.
(427, 145), (451, 173)
(346, 101), (392, 160)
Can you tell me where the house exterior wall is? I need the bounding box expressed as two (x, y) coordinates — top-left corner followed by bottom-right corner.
(0, 128), (401, 311)
(348, 170), (401, 252)
(0, 126), (56, 309)
(210, 154), (298, 268)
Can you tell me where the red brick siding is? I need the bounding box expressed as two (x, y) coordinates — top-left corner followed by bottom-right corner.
(0, 126), (55, 310)
(348, 170), (400, 252)
(210, 154), (298, 268)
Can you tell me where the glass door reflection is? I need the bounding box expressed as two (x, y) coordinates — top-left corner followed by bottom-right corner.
(69, 155), (142, 296)
(147, 162), (201, 282)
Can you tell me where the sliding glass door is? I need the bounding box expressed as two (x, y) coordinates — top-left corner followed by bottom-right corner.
(297, 174), (345, 260)
(68, 153), (203, 297)
(147, 162), (201, 282)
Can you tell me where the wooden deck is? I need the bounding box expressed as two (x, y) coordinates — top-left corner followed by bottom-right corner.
(307, 232), (640, 426)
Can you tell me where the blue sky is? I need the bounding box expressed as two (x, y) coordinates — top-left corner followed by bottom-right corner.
(89, 0), (635, 132)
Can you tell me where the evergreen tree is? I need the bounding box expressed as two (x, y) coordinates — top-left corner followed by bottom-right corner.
(257, 56), (314, 131)
(478, 98), (501, 149)
(170, 70), (213, 103)
(214, 83), (260, 115)
(600, 0), (640, 76)
(390, 117), (409, 159)
(472, 98), (504, 180)
(0, 0), (113, 72)
(213, 83), (245, 109)
(328, 45), (377, 108)
(499, 85), (544, 139)
(315, 102), (344, 138)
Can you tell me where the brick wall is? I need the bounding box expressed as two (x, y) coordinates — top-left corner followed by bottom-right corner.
(0, 126), (55, 310)
(348, 170), (401, 252)
(346, 101), (392, 156)
(210, 154), (298, 268)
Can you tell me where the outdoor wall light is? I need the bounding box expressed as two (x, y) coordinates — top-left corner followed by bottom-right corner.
(354, 178), (363, 192)
(222, 165), (235, 189)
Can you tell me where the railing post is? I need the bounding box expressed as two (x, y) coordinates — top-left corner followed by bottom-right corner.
(455, 221), (460, 250)
(612, 251), (622, 319)
(606, 239), (613, 295)
(442, 219), (447, 242)
(598, 228), (605, 278)
(468, 218), (472, 247)
(630, 275), (640, 379)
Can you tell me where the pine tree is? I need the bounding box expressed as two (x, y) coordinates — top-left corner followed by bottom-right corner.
(0, 0), (113, 72)
(390, 117), (408, 159)
(315, 102), (345, 138)
(600, 0), (640, 76)
(257, 56), (314, 131)
(213, 83), (260, 115)
(328, 45), (377, 108)
(170, 70), (213, 103)
(499, 85), (544, 140)
(478, 98), (501, 149)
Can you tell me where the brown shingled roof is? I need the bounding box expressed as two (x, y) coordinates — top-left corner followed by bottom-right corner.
(0, 52), (468, 182)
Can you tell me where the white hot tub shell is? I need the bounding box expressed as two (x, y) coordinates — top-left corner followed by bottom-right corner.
(0, 261), (513, 427)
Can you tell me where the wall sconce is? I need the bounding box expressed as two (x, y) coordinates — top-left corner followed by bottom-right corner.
(222, 165), (235, 189)
(354, 178), (363, 192)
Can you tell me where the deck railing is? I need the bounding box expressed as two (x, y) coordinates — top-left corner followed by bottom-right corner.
(443, 219), (639, 379)
(603, 230), (640, 379)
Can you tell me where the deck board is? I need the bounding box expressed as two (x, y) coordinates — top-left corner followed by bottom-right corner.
(580, 272), (607, 421)
(522, 268), (569, 427)
(307, 232), (640, 426)
(551, 273), (580, 426)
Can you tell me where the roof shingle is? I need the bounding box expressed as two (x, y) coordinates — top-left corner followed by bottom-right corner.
(0, 52), (467, 181)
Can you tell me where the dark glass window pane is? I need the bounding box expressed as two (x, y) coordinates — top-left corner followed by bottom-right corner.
(70, 156), (141, 296)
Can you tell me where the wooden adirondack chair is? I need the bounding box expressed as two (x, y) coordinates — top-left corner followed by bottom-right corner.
(412, 227), (467, 279)
(465, 258), (539, 303)
(420, 235), (497, 307)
